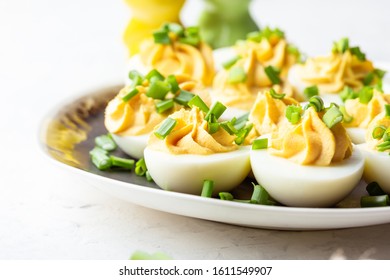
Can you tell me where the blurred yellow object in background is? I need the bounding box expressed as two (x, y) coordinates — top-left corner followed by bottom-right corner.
(123, 0), (185, 56)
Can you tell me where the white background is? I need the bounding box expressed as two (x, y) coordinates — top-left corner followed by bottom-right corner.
(1, 0), (390, 260)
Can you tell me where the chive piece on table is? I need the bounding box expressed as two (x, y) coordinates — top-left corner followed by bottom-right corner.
(145, 171), (153, 182)
(188, 95), (209, 113)
(219, 192), (234, 201)
(156, 99), (174, 114)
(154, 117), (177, 139)
(110, 155), (135, 170)
(366, 182), (386, 196)
(122, 88), (139, 102)
(250, 184), (269, 205)
(89, 147), (112, 170)
(361, 195), (389, 208)
(252, 138), (268, 150)
(174, 89), (195, 106)
(322, 106), (344, 128)
(201, 180), (214, 197)
(95, 134), (117, 151)
(135, 158), (147, 176)
(264, 65), (281, 85)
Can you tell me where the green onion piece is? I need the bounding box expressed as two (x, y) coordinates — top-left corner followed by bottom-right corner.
(372, 125), (386, 139)
(173, 89), (195, 106)
(222, 55), (241, 69)
(228, 67), (247, 84)
(220, 120), (238, 135)
(153, 30), (171, 44)
(366, 182), (386, 196)
(339, 105), (353, 123)
(333, 37), (349, 53)
(269, 88), (285, 99)
(188, 95), (209, 113)
(339, 86), (357, 102)
(145, 171), (153, 182)
(363, 72), (374, 86)
(235, 123), (253, 145)
(234, 112), (250, 131)
(208, 122), (220, 134)
(146, 80), (171, 100)
(359, 87), (374, 104)
(250, 184), (269, 205)
(287, 45), (301, 60)
(154, 117), (177, 139)
(374, 68), (386, 79)
(89, 147), (112, 170)
(122, 88), (139, 102)
(376, 141), (390, 152)
(350, 46), (366, 61)
(385, 104), (390, 117)
(361, 195), (389, 207)
(130, 250), (172, 260)
(95, 134), (117, 151)
(303, 85), (319, 99)
(205, 102), (227, 121)
(322, 106), (344, 128)
(252, 138), (268, 150)
(109, 155), (135, 170)
(145, 69), (165, 83)
(163, 22), (184, 36)
(165, 75), (179, 94)
(156, 99), (174, 114)
(286, 105), (302, 124)
(307, 95), (324, 112)
(179, 36), (200, 46)
(219, 192), (234, 201)
(128, 70), (144, 86)
(264, 66), (281, 85)
(135, 158), (147, 176)
(382, 128), (390, 141)
(201, 180), (214, 197)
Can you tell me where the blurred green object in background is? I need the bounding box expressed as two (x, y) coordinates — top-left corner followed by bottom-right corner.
(198, 0), (259, 49)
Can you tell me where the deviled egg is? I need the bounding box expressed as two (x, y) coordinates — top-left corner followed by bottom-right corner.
(250, 101), (364, 207)
(144, 104), (254, 195)
(104, 70), (211, 158)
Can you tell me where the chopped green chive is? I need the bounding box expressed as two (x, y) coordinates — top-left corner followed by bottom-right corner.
(208, 122), (220, 134)
(109, 155), (135, 170)
(376, 141), (390, 152)
(188, 95), (209, 113)
(303, 85), (319, 99)
(128, 70), (144, 86)
(350, 46), (366, 61)
(250, 184), (269, 205)
(130, 250), (172, 260)
(252, 138), (268, 150)
(286, 105), (302, 124)
(234, 112), (250, 131)
(122, 88), (139, 102)
(374, 68), (386, 79)
(359, 86), (374, 104)
(247, 27), (285, 42)
(220, 120), (238, 135)
(363, 72), (374, 86)
(264, 66), (281, 85)
(227, 67), (247, 84)
(145, 170), (153, 182)
(234, 123), (253, 145)
(153, 30), (171, 44)
(154, 117), (177, 139)
(135, 158), (147, 176)
(339, 86), (357, 102)
(222, 55), (241, 69)
(205, 102), (227, 121)
(385, 104), (390, 117)
(307, 95), (324, 112)
(218, 192), (234, 200)
(165, 75), (179, 94)
(178, 26), (200, 46)
(366, 182), (386, 196)
(339, 105), (353, 123)
(173, 89), (195, 106)
(89, 147), (112, 170)
(361, 195), (389, 207)
(287, 45), (301, 60)
(322, 106), (344, 128)
(269, 88), (285, 99)
(372, 125), (387, 139)
(201, 180), (214, 197)
(95, 134), (117, 151)
(333, 37), (349, 54)
(156, 99), (174, 114)
(163, 22), (184, 36)
(145, 69), (165, 83)
(146, 80), (171, 100)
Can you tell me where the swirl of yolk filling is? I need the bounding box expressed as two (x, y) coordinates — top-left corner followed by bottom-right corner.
(269, 107), (352, 166)
(295, 51), (375, 93)
(212, 38), (298, 110)
(104, 75), (211, 136)
(249, 90), (299, 136)
(148, 107), (238, 155)
(139, 38), (215, 86)
(344, 90), (390, 128)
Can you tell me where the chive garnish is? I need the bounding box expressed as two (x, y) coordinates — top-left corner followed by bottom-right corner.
(374, 68), (386, 79)
(153, 29), (171, 44)
(385, 104), (390, 117)
(227, 67), (247, 84)
(89, 147), (112, 170)
(208, 122), (220, 134)
(286, 105), (302, 124)
(156, 99), (174, 114)
(372, 125), (386, 140)
(135, 158), (148, 176)
(361, 195), (390, 207)
(358, 86), (374, 104)
(188, 95), (209, 113)
(339, 86), (357, 102)
(146, 80), (171, 100)
(205, 102), (227, 121)
(201, 180), (214, 197)
(333, 37), (349, 54)
(269, 88), (285, 99)
(366, 182), (386, 196)
(303, 85), (319, 99)
(165, 75), (179, 94)
(173, 89), (195, 106)
(234, 123), (253, 145)
(222, 55), (241, 70)
(109, 155), (135, 170)
(163, 22), (184, 36)
(154, 117), (177, 139)
(339, 105), (353, 123)
(350, 46), (366, 61)
(250, 184), (269, 205)
(322, 106), (344, 128)
(307, 95), (324, 112)
(95, 134), (117, 151)
(145, 69), (165, 83)
(264, 66), (281, 85)
(376, 141), (390, 152)
(128, 70), (144, 86)
(219, 192), (234, 200)
(363, 72), (374, 86)
(145, 171), (153, 182)
(252, 138), (268, 150)
(234, 112), (250, 131)
(122, 88), (139, 102)
(220, 120), (238, 135)
(178, 26), (200, 46)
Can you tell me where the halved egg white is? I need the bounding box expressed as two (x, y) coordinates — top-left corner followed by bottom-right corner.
(355, 143), (390, 193)
(111, 134), (149, 159)
(250, 146), (364, 207)
(144, 146), (251, 195)
(346, 127), (366, 144)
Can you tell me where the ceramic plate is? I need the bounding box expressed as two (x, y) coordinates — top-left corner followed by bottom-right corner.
(39, 81), (390, 230)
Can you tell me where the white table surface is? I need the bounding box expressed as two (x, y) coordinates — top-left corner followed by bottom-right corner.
(1, 0), (390, 260)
